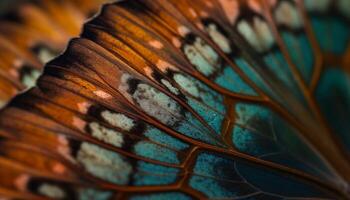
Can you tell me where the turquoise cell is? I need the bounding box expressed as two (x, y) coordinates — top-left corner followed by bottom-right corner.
(79, 188), (112, 200)
(177, 112), (225, 147)
(133, 141), (180, 164)
(281, 32), (314, 83)
(263, 51), (303, 100)
(190, 152), (334, 198)
(311, 16), (350, 54)
(215, 65), (257, 96)
(232, 103), (334, 180)
(136, 161), (179, 174)
(236, 52), (307, 110)
(183, 74), (226, 113)
(234, 57), (279, 100)
(232, 126), (279, 156)
(144, 127), (189, 151)
(316, 68), (350, 151)
(133, 161), (179, 186)
(187, 97), (224, 134)
(235, 161), (334, 198)
(189, 152), (255, 198)
(234, 58), (269, 93)
(133, 171), (178, 186)
(130, 192), (192, 200)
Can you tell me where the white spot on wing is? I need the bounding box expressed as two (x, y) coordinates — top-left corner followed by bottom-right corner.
(77, 102), (91, 114)
(172, 37), (182, 48)
(93, 90), (112, 99)
(101, 110), (135, 131)
(118, 73), (133, 102)
(156, 60), (178, 72)
(144, 67), (153, 78)
(174, 74), (199, 98)
(149, 40), (164, 49)
(77, 142), (132, 184)
(133, 83), (181, 126)
(38, 184), (66, 199)
(57, 135), (76, 163)
(178, 26), (190, 36)
(274, 1), (302, 28)
(161, 79), (180, 95)
(22, 69), (41, 88)
(89, 122), (124, 147)
(37, 48), (57, 64)
(237, 18), (274, 52)
(184, 37), (220, 76)
(72, 117), (86, 132)
(206, 23), (232, 53)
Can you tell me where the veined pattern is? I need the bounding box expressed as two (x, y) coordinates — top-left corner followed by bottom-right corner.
(0, 0), (349, 199)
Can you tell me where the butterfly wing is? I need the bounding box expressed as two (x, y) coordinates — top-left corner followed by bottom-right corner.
(0, 0), (109, 107)
(0, 0), (349, 199)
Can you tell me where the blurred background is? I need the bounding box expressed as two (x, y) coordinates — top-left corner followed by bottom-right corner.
(0, 0), (21, 15)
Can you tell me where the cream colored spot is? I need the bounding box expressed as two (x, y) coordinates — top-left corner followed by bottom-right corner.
(57, 135), (76, 163)
(89, 122), (124, 147)
(77, 102), (91, 113)
(172, 37), (182, 48)
(22, 69), (41, 88)
(37, 48), (57, 64)
(184, 37), (220, 76)
(174, 73), (199, 98)
(178, 26), (190, 36)
(156, 60), (177, 72)
(101, 110), (135, 131)
(275, 1), (302, 28)
(206, 23), (232, 53)
(237, 18), (274, 52)
(149, 40), (164, 49)
(133, 83), (181, 126)
(38, 184), (66, 199)
(144, 67), (153, 78)
(77, 142), (132, 184)
(15, 174), (30, 191)
(94, 90), (112, 99)
(161, 79), (180, 95)
(72, 117), (86, 132)
(118, 73), (133, 101)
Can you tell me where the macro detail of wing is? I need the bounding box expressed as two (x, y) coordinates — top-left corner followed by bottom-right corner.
(0, 0), (110, 107)
(0, 0), (349, 199)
